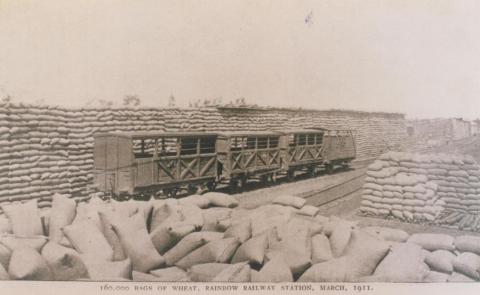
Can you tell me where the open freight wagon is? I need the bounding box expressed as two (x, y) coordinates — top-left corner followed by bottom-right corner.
(93, 128), (356, 198)
(93, 132), (219, 198)
(216, 131), (283, 189)
(279, 128), (356, 178)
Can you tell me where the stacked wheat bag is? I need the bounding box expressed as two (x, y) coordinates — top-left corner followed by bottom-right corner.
(0, 102), (408, 210)
(360, 151), (480, 229)
(1, 192), (480, 282)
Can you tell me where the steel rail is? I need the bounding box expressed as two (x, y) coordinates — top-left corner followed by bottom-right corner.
(296, 173), (365, 207)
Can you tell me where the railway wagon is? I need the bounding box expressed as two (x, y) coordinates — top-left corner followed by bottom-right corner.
(279, 129), (356, 178)
(93, 132), (219, 197)
(279, 129), (326, 179)
(216, 131), (283, 189)
(93, 129), (356, 198)
(321, 129), (356, 171)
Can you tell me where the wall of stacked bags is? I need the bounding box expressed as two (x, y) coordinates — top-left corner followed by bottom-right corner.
(0, 103), (407, 207)
(360, 152), (480, 230)
(1, 193), (480, 282)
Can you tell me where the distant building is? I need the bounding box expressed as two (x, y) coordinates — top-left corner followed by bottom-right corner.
(472, 120), (480, 136)
(451, 118), (471, 140)
(408, 117), (474, 145)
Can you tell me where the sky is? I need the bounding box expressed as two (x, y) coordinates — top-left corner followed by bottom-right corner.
(0, 0), (479, 119)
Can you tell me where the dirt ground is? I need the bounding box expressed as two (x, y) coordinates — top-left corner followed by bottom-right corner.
(320, 189), (480, 237)
(234, 167), (366, 210)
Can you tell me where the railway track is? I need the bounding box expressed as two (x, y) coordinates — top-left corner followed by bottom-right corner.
(296, 173), (365, 207)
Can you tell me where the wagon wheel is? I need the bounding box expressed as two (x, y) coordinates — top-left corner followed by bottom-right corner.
(230, 176), (247, 193)
(154, 190), (167, 200)
(265, 173), (277, 186)
(270, 173), (277, 184)
(134, 192), (150, 201)
(341, 161), (351, 170)
(325, 163), (334, 174)
(162, 188), (171, 197)
(206, 181), (217, 191)
(117, 192), (131, 201)
(287, 170), (295, 182)
(163, 188), (178, 198)
(187, 184), (198, 195)
(229, 179), (239, 194)
(145, 189), (157, 201)
(260, 175), (269, 186)
(238, 175), (247, 191)
(110, 193), (119, 201)
(308, 167), (316, 178)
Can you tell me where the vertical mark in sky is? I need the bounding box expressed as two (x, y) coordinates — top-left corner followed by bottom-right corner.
(305, 10), (314, 26)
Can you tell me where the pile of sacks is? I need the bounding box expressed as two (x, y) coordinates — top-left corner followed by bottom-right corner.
(360, 151), (480, 224)
(0, 105), (88, 208)
(0, 103), (409, 208)
(0, 104), (213, 208)
(367, 233), (480, 283)
(300, 230), (480, 283)
(2, 192), (480, 282)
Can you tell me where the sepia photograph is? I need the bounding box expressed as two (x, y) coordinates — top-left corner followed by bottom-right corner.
(1, 0), (480, 294)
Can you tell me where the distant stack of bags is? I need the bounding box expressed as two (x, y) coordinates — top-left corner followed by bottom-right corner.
(360, 151), (480, 226)
(0, 102), (408, 209)
(0, 106), (72, 209)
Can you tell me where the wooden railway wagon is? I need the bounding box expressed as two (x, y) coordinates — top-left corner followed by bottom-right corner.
(321, 129), (356, 169)
(279, 129), (356, 178)
(93, 129), (356, 198)
(216, 131), (283, 189)
(93, 132), (219, 197)
(279, 129), (327, 179)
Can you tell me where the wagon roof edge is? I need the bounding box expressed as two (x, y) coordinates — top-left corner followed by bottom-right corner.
(93, 131), (219, 138)
(216, 131), (284, 137)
